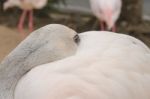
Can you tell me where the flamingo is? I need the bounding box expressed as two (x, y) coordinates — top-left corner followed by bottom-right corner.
(3, 0), (48, 37)
(14, 31), (150, 99)
(0, 24), (79, 99)
(89, 0), (122, 31)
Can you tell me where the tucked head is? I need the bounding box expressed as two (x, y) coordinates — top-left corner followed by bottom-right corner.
(20, 24), (80, 66)
(1, 24), (79, 69)
(0, 24), (79, 99)
(101, 1), (121, 29)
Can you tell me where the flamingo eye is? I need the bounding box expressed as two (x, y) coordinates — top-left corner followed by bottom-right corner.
(73, 34), (80, 44)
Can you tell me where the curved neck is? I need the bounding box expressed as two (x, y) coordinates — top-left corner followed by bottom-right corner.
(0, 46), (36, 99)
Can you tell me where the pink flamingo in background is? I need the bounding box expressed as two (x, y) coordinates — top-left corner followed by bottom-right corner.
(4, 0), (48, 37)
(89, 0), (122, 32)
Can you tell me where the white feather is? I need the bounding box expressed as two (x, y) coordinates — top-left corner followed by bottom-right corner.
(15, 31), (150, 99)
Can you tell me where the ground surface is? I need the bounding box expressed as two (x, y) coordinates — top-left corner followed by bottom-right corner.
(0, 25), (22, 61)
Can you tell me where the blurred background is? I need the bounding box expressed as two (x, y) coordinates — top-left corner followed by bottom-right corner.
(0, 0), (149, 61)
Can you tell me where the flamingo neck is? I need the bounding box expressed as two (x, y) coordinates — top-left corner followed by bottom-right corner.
(0, 47), (37, 99)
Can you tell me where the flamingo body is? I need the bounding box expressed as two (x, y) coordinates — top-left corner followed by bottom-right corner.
(15, 31), (150, 99)
(90, 0), (122, 31)
(4, 0), (47, 10)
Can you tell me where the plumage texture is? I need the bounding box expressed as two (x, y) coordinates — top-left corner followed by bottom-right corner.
(0, 24), (78, 99)
(90, 0), (122, 29)
(15, 31), (150, 99)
